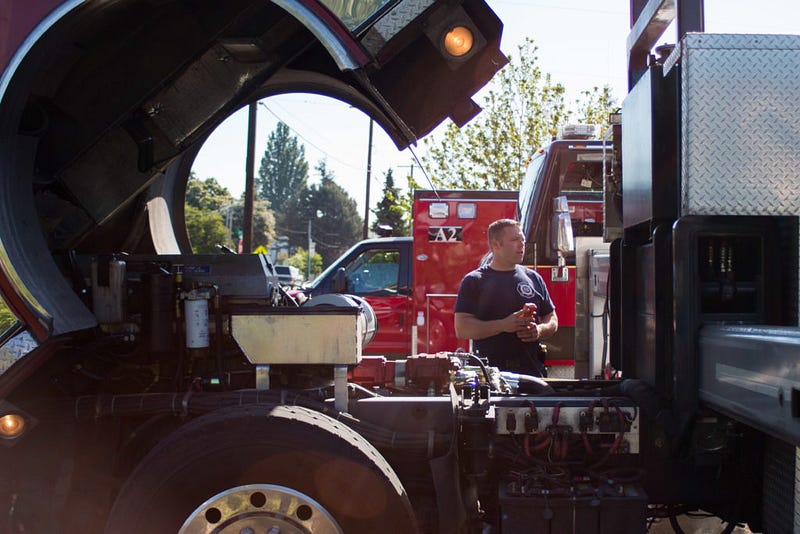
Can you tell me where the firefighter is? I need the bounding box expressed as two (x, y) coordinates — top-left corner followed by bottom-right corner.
(454, 219), (558, 377)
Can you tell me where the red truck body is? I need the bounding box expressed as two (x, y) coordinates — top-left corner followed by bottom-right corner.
(306, 190), (518, 357)
(411, 189), (518, 355)
(518, 135), (611, 374)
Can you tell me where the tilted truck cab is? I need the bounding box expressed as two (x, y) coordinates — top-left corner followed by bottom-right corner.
(1, 1), (800, 532)
(0, 0), (512, 531)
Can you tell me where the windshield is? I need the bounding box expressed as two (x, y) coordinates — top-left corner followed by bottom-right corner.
(518, 151), (546, 234)
(519, 141), (608, 265)
(560, 150), (606, 196)
(319, 0), (396, 31)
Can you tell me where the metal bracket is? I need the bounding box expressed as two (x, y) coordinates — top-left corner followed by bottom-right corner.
(551, 267), (569, 283)
(334, 365), (348, 413)
(255, 364), (270, 390)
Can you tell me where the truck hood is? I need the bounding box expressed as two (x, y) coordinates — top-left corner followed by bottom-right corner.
(0, 0), (506, 340)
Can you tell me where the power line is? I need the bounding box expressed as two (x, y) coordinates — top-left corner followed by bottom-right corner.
(258, 102), (366, 173)
(490, 0), (625, 15)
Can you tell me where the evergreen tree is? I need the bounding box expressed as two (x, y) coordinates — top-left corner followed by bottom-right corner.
(256, 122), (309, 214)
(308, 161), (363, 267)
(371, 168), (410, 236)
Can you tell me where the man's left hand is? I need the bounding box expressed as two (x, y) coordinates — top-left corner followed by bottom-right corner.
(516, 321), (539, 342)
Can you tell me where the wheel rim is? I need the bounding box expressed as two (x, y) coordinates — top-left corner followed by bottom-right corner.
(178, 484), (344, 534)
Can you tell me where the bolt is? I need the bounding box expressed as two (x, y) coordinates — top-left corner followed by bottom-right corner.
(267, 527), (281, 534)
(239, 528), (255, 534)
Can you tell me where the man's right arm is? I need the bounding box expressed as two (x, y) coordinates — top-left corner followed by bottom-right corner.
(455, 311), (527, 340)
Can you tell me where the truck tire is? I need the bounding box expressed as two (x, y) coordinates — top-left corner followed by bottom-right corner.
(105, 404), (418, 534)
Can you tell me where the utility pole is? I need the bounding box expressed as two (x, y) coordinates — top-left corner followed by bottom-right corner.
(243, 102), (257, 253)
(398, 162), (416, 182)
(307, 219), (312, 280)
(362, 117), (373, 240)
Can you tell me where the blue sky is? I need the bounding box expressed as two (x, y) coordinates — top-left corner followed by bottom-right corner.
(191, 0), (799, 215)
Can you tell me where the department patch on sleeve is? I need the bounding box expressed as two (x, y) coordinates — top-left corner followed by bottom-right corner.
(517, 282), (534, 298)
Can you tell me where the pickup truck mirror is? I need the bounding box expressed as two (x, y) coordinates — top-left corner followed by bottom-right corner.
(551, 196), (575, 254)
(332, 267), (348, 293)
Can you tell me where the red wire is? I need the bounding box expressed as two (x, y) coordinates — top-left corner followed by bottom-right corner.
(609, 407), (626, 454)
(582, 433), (593, 454)
(534, 434), (552, 452)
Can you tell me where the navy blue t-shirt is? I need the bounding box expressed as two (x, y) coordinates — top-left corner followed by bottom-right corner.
(455, 265), (555, 375)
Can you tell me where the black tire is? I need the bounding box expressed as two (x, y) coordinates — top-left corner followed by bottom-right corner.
(105, 404), (418, 534)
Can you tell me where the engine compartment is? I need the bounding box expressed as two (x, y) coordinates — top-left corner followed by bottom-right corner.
(0, 250), (653, 532)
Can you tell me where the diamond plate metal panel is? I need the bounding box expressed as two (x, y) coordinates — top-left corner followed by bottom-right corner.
(681, 34), (800, 216)
(361, 0), (433, 54)
(796, 446), (800, 533)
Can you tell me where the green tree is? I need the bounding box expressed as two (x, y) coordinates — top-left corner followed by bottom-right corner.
(0, 300), (16, 332)
(371, 168), (410, 236)
(185, 174), (276, 253)
(230, 198), (276, 252)
(309, 161), (362, 267)
(185, 173), (233, 211)
(185, 174), (235, 252)
(276, 187), (314, 254)
(256, 122), (309, 214)
(276, 161), (361, 267)
(423, 38), (568, 190)
(185, 205), (230, 253)
(287, 247), (323, 278)
(572, 85), (617, 126)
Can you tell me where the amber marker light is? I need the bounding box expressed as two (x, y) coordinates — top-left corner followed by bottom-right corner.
(0, 413), (26, 439)
(443, 26), (474, 57)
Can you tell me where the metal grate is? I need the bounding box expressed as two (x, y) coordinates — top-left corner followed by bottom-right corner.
(547, 364), (574, 379)
(763, 436), (795, 533)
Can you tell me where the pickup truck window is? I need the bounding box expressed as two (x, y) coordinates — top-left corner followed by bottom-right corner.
(344, 249), (400, 295)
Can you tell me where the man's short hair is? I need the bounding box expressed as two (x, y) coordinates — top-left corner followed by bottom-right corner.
(487, 219), (521, 246)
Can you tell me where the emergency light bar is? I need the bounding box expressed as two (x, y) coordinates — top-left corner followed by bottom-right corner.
(558, 124), (598, 140)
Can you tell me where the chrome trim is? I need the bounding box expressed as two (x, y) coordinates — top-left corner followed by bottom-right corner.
(273, 0), (363, 71)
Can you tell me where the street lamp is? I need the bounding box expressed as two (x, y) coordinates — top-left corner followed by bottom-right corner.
(308, 210), (323, 280)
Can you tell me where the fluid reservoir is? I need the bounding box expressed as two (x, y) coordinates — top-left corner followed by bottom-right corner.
(184, 291), (211, 349)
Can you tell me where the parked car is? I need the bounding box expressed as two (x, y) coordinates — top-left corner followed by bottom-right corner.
(274, 265), (303, 287)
